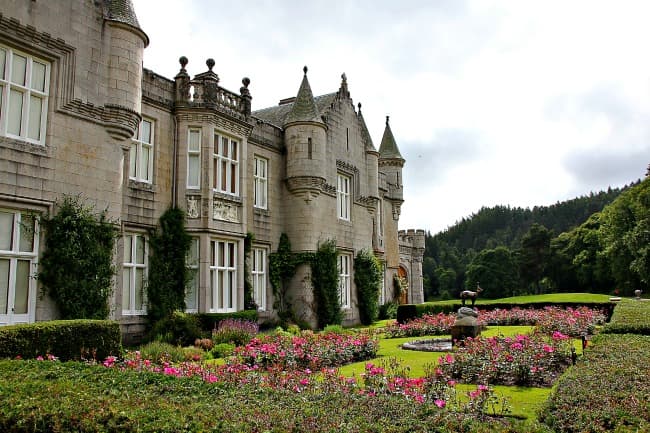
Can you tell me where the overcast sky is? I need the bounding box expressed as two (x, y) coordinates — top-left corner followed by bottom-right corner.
(132, 0), (650, 234)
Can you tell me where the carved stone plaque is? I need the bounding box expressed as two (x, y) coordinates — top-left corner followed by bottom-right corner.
(213, 199), (239, 222)
(186, 196), (200, 219)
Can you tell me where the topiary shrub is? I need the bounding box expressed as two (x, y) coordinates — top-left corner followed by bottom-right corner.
(354, 249), (382, 325)
(396, 304), (418, 324)
(148, 311), (202, 346)
(0, 320), (121, 361)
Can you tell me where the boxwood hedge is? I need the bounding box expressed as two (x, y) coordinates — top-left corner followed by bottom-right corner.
(0, 320), (121, 361)
(539, 333), (650, 432)
(602, 299), (650, 335)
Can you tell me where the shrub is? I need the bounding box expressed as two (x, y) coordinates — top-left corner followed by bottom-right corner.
(396, 304), (418, 324)
(322, 324), (349, 334)
(148, 311), (202, 346)
(378, 301), (398, 320)
(540, 333), (650, 432)
(0, 320), (121, 361)
(210, 343), (235, 359)
(194, 338), (213, 351)
(38, 196), (118, 320)
(196, 310), (258, 333)
(602, 298), (650, 335)
(312, 240), (342, 328)
(137, 341), (187, 365)
(212, 319), (259, 346)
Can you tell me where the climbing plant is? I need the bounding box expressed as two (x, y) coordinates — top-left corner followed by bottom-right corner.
(269, 233), (297, 322)
(312, 239), (342, 328)
(146, 207), (192, 323)
(354, 249), (382, 325)
(243, 232), (257, 310)
(38, 195), (118, 320)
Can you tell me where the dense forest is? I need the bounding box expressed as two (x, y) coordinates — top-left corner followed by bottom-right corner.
(423, 177), (649, 300)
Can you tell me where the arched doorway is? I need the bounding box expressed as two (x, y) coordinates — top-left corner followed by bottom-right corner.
(397, 266), (408, 304)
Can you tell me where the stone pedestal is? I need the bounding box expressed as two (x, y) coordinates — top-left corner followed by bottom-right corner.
(451, 307), (480, 344)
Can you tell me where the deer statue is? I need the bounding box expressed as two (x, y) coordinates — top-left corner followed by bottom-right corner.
(460, 283), (483, 307)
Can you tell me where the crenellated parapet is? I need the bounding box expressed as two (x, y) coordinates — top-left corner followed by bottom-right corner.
(174, 57), (252, 120)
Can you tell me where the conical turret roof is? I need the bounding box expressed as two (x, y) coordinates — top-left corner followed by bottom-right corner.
(284, 66), (324, 126)
(104, 0), (149, 46)
(378, 116), (403, 160)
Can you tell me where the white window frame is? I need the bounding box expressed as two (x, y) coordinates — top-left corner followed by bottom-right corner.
(187, 128), (201, 189)
(254, 156), (268, 209)
(185, 237), (200, 313)
(379, 264), (386, 305)
(130, 118), (154, 183)
(209, 239), (238, 313)
(337, 173), (351, 221)
(122, 233), (147, 316)
(252, 246), (267, 311)
(0, 44), (50, 145)
(338, 253), (351, 309)
(0, 210), (38, 325)
(213, 133), (239, 196)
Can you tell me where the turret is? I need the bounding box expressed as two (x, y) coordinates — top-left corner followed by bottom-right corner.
(378, 116), (405, 218)
(284, 66), (328, 199)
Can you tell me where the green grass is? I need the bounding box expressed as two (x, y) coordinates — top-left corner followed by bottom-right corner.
(430, 292), (612, 306)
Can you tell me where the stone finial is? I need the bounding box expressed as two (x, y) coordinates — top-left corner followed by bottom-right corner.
(303, 65), (308, 75)
(179, 56), (188, 71)
(240, 77), (252, 117)
(358, 102), (362, 113)
(242, 77), (250, 88)
(341, 72), (347, 83)
(386, 115), (390, 125)
(206, 58), (215, 71)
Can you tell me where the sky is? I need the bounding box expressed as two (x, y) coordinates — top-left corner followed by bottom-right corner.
(132, 0), (650, 234)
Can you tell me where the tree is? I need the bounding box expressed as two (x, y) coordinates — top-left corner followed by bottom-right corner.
(38, 195), (118, 319)
(518, 223), (552, 294)
(146, 207), (192, 322)
(465, 246), (519, 298)
(434, 266), (456, 298)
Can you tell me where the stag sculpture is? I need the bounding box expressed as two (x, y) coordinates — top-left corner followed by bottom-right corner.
(460, 284), (483, 307)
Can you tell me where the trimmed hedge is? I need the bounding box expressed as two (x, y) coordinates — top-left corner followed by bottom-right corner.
(0, 360), (550, 433)
(0, 320), (121, 361)
(397, 301), (615, 324)
(195, 310), (258, 332)
(539, 333), (650, 432)
(602, 299), (650, 335)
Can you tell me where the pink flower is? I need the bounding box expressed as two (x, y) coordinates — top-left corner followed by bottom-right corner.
(478, 384), (488, 392)
(300, 378), (309, 386)
(36, 356), (44, 361)
(434, 399), (446, 408)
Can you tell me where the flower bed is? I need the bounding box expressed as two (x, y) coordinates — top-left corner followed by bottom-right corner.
(384, 306), (606, 338)
(233, 330), (379, 370)
(437, 332), (573, 387)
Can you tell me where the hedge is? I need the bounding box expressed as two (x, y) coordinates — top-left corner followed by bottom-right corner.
(195, 310), (258, 332)
(0, 320), (121, 361)
(0, 360), (551, 433)
(602, 299), (650, 335)
(539, 333), (650, 432)
(397, 301), (615, 324)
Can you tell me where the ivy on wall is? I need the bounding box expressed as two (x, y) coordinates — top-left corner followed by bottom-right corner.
(312, 240), (342, 328)
(38, 195), (118, 320)
(354, 249), (382, 325)
(146, 207), (192, 323)
(269, 233), (298, 323)
(243, 232), (256, 310)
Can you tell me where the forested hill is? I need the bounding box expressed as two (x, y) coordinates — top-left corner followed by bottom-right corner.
(429, 184), (634, 252)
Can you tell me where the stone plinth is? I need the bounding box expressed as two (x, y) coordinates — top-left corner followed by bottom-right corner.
(451, 307), (480, 344)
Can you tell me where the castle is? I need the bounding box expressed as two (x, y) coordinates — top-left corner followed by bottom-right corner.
(0, 0), (424, 335)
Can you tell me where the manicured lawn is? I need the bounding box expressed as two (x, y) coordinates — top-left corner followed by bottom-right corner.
(431, 292), (613, 306)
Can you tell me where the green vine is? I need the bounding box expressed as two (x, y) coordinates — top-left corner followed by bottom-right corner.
(269, 233), (297, 322)
(243, 232), (256, 310)
(312, 239), (342, 328)
(38, 195), (118, 320)
(354, 249), (382, 325)
(146, 207), (192, 322)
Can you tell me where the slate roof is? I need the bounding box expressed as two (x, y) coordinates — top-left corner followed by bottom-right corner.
(378, 116), (403, 160)
(253, 93), (338, 129)
(104, 0), (149, 45)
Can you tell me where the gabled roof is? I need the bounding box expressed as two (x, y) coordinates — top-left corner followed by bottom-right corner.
(378, 116), (403, 160)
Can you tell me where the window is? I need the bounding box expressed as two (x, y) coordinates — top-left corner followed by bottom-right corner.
(252, 247), (266, 311)
(0, 210), (37, 324)
(213, 134), (239, 196)
(254, 157), (268, 209)
(185, 237), (199, 313)
(0, 45), (49, 144)
(379, 265), (386, 305)
(337, 174), (351, 221)
(338, 254), (351, 309)
(187, 129), (201, 189)
(122, 233), (147, 315)
(209, 239), (237, 312)
(377, 198), (384, 237)
(130, 118), (154, 182)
